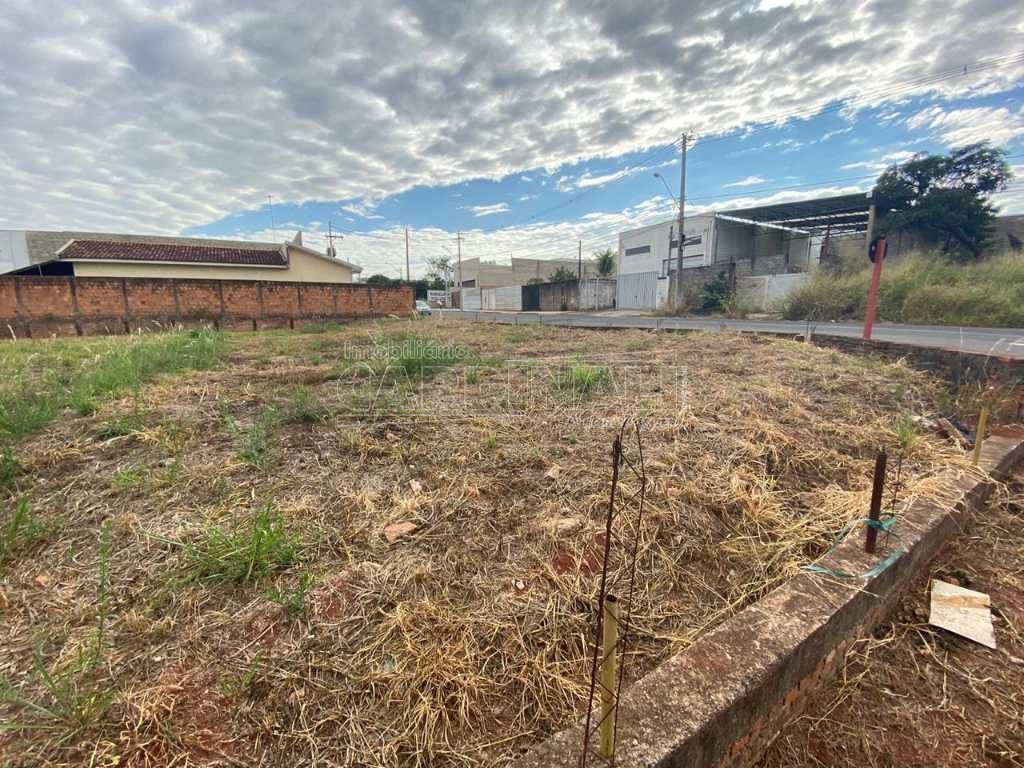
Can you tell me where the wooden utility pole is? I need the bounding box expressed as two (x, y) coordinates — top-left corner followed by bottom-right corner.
(578, 239), (582, 280)
(405, 227), (410, 282)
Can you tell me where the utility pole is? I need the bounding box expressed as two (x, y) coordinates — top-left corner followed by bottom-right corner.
(667, 224), (674, 276)
(677, 133), (687, 274)
(325, 221), (342, 259)
(578, 239), (582, 280)
(267, 194), (277, 243)
(405, 227), (410, 282)
(456, 231), (463, 292)
(671, 135), (688, 307)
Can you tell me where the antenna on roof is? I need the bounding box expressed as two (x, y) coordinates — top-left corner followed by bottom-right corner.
(267, 194), (277, 243)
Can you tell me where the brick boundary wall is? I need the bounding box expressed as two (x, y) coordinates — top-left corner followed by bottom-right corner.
(515, 434), (1024, 768)
(0, 276), (413, 338)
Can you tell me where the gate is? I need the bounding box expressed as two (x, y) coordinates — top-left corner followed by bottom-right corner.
(522, 283), (540, 311)
(615, 271), (658, 310)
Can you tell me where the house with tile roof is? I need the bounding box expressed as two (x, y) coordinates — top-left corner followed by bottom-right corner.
(0, 230), (362, 283)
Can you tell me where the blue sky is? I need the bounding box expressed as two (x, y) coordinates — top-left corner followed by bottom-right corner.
(187, 86), (1024, 277)
(1, 0), (1022, 278)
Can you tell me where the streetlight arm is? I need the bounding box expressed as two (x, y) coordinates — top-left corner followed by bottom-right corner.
(653, 173), (678, 205)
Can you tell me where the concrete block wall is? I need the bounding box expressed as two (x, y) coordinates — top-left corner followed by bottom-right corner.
(0, 276), (412, 337)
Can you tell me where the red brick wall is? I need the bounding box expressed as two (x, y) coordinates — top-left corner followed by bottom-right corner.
(0, 276), (413, 337)
(0, 281), (17, 322)
(261, 283), (300, 316)
(18, 279), (74, 319)
(76, 279), (126, 318)
(126, 280), (176, 317)
(176, 281), (222, 317)
(222, 282), (261, 318)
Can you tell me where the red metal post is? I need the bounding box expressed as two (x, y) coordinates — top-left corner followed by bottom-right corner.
(865, 451), (887, 554)
(862, 237), (886, 340)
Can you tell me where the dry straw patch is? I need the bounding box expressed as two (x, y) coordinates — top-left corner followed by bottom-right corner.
(0, 319), (979, 766)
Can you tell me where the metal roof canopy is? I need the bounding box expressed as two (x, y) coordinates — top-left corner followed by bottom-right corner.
(717, 193), (871, 236)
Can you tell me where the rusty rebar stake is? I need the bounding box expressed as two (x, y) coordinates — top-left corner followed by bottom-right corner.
(866, 451), (887, 554)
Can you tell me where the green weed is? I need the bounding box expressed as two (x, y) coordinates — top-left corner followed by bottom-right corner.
(894, 413), (919, 452)
(0, 450), (23, 488)
(623, 338), (654, 351)
(282, 385), (330, 424)
(0, 498), (52, 566)
(217, 655), (264, 699)
(184, 504), (299, 584)
(0, 330), (224, 446)
(0, 523), (116, 738)
(226, 408), (278, 469)
(267, 572), (314, 621)
(556, 362), (610, 395)
(0, 649), (115, 739)
(111, 467), (145, 493)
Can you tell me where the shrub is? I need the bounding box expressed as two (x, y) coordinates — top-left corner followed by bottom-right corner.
(699, 271), (733, 313)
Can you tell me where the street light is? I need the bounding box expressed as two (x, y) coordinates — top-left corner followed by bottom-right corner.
(653, 172), (678, 205)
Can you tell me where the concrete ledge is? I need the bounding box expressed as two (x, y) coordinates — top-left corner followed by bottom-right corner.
(515, 434), (1024, 768)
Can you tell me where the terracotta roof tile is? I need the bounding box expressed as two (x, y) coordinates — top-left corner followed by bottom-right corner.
(60, 239), (286, 267)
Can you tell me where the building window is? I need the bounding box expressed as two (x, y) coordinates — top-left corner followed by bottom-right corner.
(661, 255), (706, 276)
(669, 235), (703, 249)
(624, 245), (651, 257)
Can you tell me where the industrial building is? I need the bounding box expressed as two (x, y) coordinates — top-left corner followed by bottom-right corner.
(616, 193), (872, 310)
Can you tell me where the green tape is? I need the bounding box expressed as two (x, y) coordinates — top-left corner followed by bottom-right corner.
(801, 515), (904, 580)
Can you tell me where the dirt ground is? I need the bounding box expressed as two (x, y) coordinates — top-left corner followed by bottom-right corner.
(761, 473), (1024, 768)
(0, 318), (982, 766)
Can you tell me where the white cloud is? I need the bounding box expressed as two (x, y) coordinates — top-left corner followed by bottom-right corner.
(339, 200), (384, 219)
(0, 0), (1021, 236)
(820, 126), (853, 141)
(469, 203), (510, 217)
(723, 175), (766, 188)
(905, 105), (1024, 146)
(840, 150), (918, 173)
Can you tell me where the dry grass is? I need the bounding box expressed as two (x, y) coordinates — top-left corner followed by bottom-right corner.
(762, 478), (1024, 768)
(0, 318), (983, 766)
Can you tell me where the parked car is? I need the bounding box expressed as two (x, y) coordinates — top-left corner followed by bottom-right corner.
(415, 299), (432, 315)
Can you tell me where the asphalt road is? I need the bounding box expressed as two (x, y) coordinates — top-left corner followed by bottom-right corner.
(437, 309), (1024, 359)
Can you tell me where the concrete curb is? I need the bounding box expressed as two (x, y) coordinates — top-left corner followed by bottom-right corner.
(515, 435), (1024, 768)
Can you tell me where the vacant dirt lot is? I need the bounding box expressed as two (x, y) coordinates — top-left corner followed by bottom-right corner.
(761, 473), (1024, 768)
(0, 318), (976, 766)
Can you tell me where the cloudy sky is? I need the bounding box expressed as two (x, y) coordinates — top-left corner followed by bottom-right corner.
(1, 0), (1022, 278)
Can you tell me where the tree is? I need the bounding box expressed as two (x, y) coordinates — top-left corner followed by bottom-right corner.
(424, 254), (453, 289)
(549, 266), (577, 282)
(364, 273), (398, 285)
(875, 142), (1012, 260)
(594, 248), (616, 277)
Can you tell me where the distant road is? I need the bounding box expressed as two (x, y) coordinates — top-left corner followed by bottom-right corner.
(437, 310), (1024, 360)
